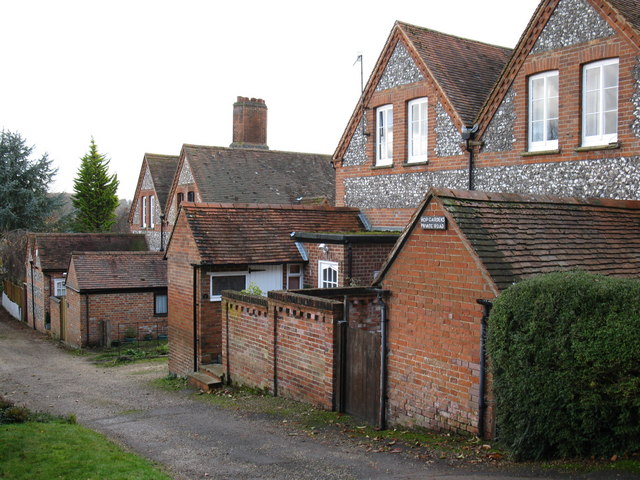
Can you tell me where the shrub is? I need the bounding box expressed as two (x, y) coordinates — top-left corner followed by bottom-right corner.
(487, 271), (640, 460)
(240, 282), (263, 296)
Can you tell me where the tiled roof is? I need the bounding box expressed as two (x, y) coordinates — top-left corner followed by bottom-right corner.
(441, 189), (640, 290)
(145, 153), (179, 212)
(67, 251), (166, 291)
(398, 22), (512, 125)
(180, 203), (364, 265)
(375, 188), (640, 291)
(182, 145), (335, 205)
(32, 233), (148, 271)
(608, 0), (640, 32)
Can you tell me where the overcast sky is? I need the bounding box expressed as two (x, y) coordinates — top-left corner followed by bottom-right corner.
(1, 0), (540, 199)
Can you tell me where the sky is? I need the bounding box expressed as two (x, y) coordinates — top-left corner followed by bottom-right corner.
(1, 0), (541, 199)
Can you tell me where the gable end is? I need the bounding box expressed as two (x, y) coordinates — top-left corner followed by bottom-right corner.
(375, 42), (425, 91)
(532, 0), (615, 54)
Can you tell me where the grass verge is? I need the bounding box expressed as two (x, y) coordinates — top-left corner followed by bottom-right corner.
(61, 341), (168, 367)
(0, 398), (172, 480)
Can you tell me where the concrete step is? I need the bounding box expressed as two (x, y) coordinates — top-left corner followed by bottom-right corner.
(200, 363), (224, 381)
(187, 371), (222, 392)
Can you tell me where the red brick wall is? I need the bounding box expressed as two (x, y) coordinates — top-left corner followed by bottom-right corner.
(223, 291), (342, 409)
(64, 289), (166, 348)
(477, 35), (640, 167)
(302, 242), (395, 288)
(167, 213), (201, 376)
(65, 288), (85, 348)
(50, 296), (62, 339)
(379, 199), (498, 436)
(222, 289), (384, 411)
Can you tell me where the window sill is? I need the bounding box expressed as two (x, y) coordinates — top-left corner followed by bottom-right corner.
(372, 164), (393, 170)
(154, 313), (168, 318)
(402, 161), (428, 167)
(574, 142), (620, 152)
(521, 148), (561, 157)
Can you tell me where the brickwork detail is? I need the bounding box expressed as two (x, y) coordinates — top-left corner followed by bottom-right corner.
(343, 117), (368, 167)
(344, 171), (468, 210)
(482, 88), (516, 153)
(376, 43), (424, 91)
(435, 102), (463, 157)
(532, 0), (613, 54)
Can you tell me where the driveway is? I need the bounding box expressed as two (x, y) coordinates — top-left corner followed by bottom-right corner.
(0, 311), (632, 480)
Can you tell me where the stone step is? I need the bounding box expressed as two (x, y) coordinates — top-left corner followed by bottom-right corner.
(200, 363), (224, 380)
(187, 371), (222, 392)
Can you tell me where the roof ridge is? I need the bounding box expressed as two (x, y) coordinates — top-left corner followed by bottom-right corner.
(182, 143), (330, 157)
(182, 202), (358, 211)
(396, 20), (514, 51)
(434, 188), (640, 210)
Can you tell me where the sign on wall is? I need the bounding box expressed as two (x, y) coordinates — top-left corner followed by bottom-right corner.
(421, 216), (447, 230)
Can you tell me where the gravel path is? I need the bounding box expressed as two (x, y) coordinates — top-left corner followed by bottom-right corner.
(0, 311), (633, 480)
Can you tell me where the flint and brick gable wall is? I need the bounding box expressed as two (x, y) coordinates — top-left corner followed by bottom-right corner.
(475, 0), (640, 199)
(379, 200), (498, 436)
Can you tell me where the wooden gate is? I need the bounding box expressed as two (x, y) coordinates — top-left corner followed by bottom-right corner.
(337, 324), (381, 426)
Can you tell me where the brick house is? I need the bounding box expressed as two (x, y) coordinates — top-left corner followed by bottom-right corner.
(63, 251), (167, 348)
(373, 187), (640, 437)
(129, 153), (179, 251)
(332, 21), (512, 229)
(333, 0), (640, 231)
(165, 202), (386, 376)
(163, 97), (335, 230)
(24, 233), (148, 335)
(473, 0), (640, 200)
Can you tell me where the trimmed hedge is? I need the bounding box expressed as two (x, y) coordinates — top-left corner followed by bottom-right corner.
(487, 271), (640, 460)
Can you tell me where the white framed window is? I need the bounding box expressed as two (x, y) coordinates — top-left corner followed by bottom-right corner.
(141, 196), (147, 228)
(582, 58), (618, 146)
(318, 261), (339, 288)
(375, 104), (393, 166)
(407, 98), (428, 163)
(209, 271), (247, 302)
(149, 196), (155, 228)
(287, 264), (304, 289)
(154, 293), (167, 315)
(53, 278), (66, 297)
(529, 71), (559, 151)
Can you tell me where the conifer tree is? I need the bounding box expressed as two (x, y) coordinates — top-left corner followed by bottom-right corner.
(0, 130), (58, 232)
(72, 139), (119, 232)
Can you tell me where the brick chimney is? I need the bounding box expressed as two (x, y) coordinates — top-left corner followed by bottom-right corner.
(230, 96), (268, 150)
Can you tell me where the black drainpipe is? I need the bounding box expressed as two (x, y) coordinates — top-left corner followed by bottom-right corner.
(377, 291), (388, 430)
(273, 304), (279, 397)
(476, 299), (493, 438)
(337, 295), (349, 413)
(193, 266), (198, 372)
(462, 124), (479, 191)
(347, 242), (353, 286)
(29, 261), (36, 330)
(160, 214), (165, 252)
(85, 295), (90, 346)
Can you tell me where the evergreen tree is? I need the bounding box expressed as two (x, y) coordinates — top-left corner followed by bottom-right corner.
(0, 130), (59, 232)
(72, 139), (119, 232)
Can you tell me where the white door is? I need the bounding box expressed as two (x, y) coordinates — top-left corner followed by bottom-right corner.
(247, 265), (283, 295)
(318, 261), (339, 288)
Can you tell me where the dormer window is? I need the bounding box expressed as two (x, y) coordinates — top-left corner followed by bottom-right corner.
(528, 71), (559, 152)
(376, 105), (393, 166)
(407, 98), (428, 163)
(149, 195), (155, 228)
(141, 196), (147, 227)
(187, 191), (195, 202)
(177, 192), (184, 206)
(582, 58), (618, 147)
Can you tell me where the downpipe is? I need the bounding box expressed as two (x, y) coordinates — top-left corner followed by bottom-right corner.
(476, 298), (493, 438)
(377, 292), (387, 430)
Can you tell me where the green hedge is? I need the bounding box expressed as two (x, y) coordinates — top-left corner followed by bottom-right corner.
(486, 271), (640, 460)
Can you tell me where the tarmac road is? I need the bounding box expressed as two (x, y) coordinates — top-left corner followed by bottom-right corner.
(0, 310), (634, 480)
